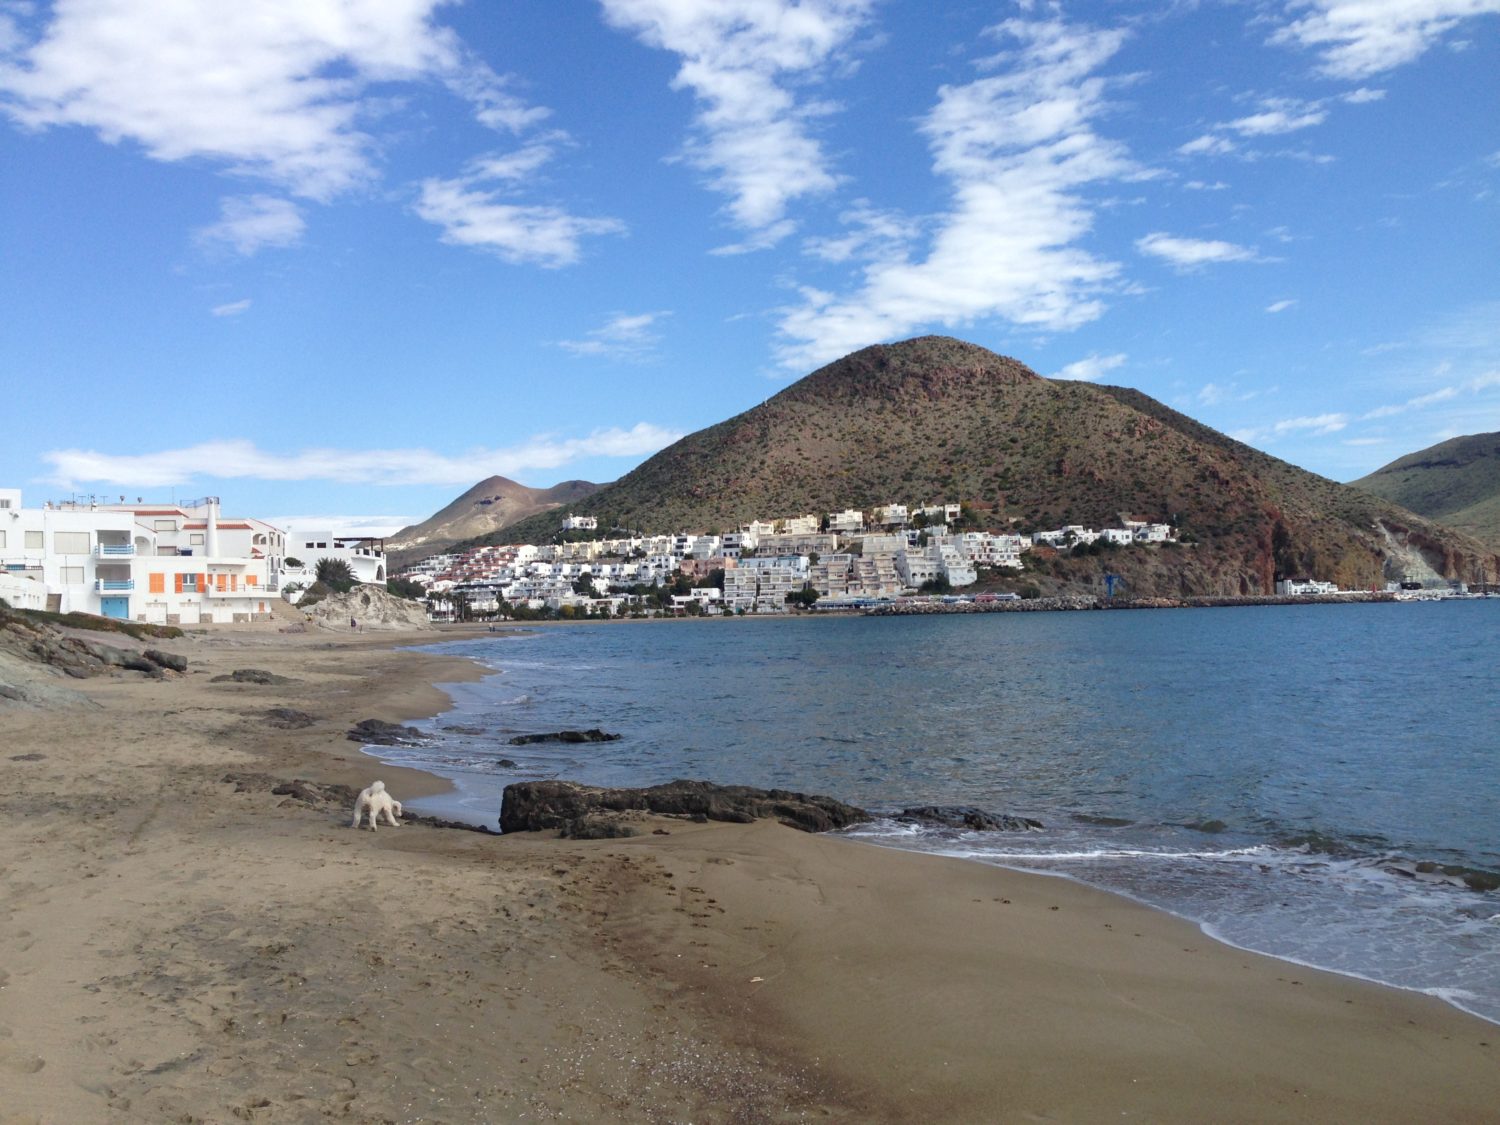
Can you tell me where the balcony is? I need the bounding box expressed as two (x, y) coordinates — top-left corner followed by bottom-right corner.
(95, 579), (135, 592)
(205, 581), (278, 598)
(95, 543), (136, 558)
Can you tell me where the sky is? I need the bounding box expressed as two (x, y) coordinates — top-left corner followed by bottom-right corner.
(2, 0), (1497, 537)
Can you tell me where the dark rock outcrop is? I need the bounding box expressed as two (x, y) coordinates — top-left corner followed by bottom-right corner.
(211, 668), (295, 685)
(347, 719), (429, 746)
(897, 806), (1044, 832)
(143, 649), (188, 673)
(500, 779), (869, 835)
(507, 728), (621, 745)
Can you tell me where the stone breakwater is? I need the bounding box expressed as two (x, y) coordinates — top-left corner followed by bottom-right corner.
(867, 591), (1397, 615)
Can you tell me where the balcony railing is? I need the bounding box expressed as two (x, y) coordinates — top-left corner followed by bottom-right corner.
(95, 543), (136, 557)
(95, 579), (135, 592)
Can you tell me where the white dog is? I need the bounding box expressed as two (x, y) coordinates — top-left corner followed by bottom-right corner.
(351, 780), (403, 830)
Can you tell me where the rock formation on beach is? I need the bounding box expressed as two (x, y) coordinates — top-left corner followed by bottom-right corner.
(500, 779), (871, 837)
(302, 584), (431, 631)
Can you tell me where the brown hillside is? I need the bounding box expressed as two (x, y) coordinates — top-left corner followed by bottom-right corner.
(386, 476), (598, 567)
(1350, 433), (1500, 550)
(489, 338), (1497, 596)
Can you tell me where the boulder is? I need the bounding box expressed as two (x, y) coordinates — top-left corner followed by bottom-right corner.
(507, 728), (621, 745)
(896, 805), (1044, 832)
(143, 649), (188, 673)
(347, 718), (429, 746)
(265, 708), (317, 729)
(500, 779), (869, 835)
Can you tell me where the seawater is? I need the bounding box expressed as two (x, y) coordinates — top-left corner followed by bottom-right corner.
(366, 602), (1500, 1024)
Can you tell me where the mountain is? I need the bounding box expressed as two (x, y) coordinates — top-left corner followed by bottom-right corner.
(1349, 433), (1500, 551)
(385, 476), (599, 565)
(475, 337), (1498, 596)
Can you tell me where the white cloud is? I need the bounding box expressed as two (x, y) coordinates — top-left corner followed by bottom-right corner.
(414, 146), (625, 267)
(195, 195), (305, 256)
(1361, 370), (1499, 419)
(1342, 86), (1387, 103)
(1178, 133), (1236, 156)
(0, 0), (532, 201)
(211, 299), (252, 318)
(43, 426), (686, 489)
(774, 16), (1134, 371)
(1227, 103), (1327, 136)
(558, 311), (672, 360)
(1184, 180), (1229, 191)
(1136, 231), (1259, 269)
(1052, 352), (1127, 382)
(600, 0), (873, 241)
(269, 514), (422, 539)
(1266, 298), (1297, 313)
(1271, 0), (1500, 80)
(1273, 413), (1348, 435)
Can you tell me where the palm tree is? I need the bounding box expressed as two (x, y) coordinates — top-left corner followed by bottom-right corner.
(315, 558), (358, 593)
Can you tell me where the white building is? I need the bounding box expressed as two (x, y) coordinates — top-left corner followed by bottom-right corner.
(561, 513), (598, 531)
(827, 509), (865, 535)
(0, 490), (281, 623)
(282, 530), (388, 589)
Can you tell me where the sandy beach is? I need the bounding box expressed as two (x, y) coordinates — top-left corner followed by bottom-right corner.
(2, 621), (1497, 1124)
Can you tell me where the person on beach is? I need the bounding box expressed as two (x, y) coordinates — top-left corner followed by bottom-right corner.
(351, 617), (358, 631)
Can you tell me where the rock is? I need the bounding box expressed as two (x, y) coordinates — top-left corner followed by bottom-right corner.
(143, 649), (188, 673)
(495, 758), (519, 769)
(211, 668), (295, 685)
(265, 708), (316, 729)
(9, 752), (44, 761)
(443, 724), (486, 736)
(507, 728), (622, 745)
(347, 718), (429, 746)
(500, 779), (870, 835)
(897, 806), (1044, 832)
(302, 585), (431, 632)
(561, 817), (640, 840)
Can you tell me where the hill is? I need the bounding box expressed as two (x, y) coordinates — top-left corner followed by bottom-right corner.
(474, 338), (1498, 596)
(1349, 433), (1500, 550)
(385, 476), (598, 566)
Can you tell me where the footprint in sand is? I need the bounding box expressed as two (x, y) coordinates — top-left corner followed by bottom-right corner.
(0, 1044), (45, 1074)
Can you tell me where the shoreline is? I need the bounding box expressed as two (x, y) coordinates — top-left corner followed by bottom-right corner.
(4, 621), (1498, 1121)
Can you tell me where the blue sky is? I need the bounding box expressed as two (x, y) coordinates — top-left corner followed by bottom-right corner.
(2, 0), (1497, 536)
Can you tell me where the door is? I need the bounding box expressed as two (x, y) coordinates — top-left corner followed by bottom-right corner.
(100, 597), (130, 619)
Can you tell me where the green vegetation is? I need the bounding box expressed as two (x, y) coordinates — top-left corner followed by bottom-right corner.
(314, 558), (358, 593)
(2, 606), (184, 640)
(1351, 432), (1500, 550)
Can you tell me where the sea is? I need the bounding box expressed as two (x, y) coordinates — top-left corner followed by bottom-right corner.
(362, 601), (1500, 1025)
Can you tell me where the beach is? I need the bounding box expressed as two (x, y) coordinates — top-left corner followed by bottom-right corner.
(2, 622), (1497, 1124)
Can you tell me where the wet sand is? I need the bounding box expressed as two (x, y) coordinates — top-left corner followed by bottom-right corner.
(1, 623), (1496, 1123)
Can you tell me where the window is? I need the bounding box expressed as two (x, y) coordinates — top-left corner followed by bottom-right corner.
(25, 530), (42, 549)
(54, 531), (90, 555)
(148, 573), (165, 594)
(0, 531), (5, 548)
(61, 566), (84, 584)
(154, 519), (176, 532)
(190, 533), (205, 545)
(0, 498), (10, 508)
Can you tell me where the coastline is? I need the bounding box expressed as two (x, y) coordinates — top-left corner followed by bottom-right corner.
(3, 622), (1497, 1122)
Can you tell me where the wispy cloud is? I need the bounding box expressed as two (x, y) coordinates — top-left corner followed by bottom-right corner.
(211, 299), (252, 318)
(600, 0), (873, 245)
(558, 311), (671, 361)
(1275, 413), (1349, 435)
(1052, 353), (1127, 382)
(1184, 179), (1229, 191)
(0, 0), (530, 201)
(1227, 98), (1328, 136)
(43, 426), (685, 489)
(774, 15), (1135, 371)
(413, 143), (625, 267)
(1266, 298), (1296, 313)
(1136, 231), (1260, 269)
(1179, 134), (1236, 156)
(195, 195), (305, 256)
(1271, 0), (1500, 80)
(1362, 370), (1500, 419)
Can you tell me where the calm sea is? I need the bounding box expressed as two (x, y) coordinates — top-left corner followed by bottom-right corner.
(366, 603), (1500, 1024)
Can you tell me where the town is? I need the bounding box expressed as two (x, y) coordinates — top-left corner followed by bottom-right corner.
(1, 484), (1196, 623)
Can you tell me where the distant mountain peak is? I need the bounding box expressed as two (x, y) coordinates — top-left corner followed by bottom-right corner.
(787, 337), (1041, 406)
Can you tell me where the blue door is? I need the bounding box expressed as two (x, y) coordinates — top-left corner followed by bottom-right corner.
(100, 597), (130, 619)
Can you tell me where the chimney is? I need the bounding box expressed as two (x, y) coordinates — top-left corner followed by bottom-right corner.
(206, 498), (220, 558)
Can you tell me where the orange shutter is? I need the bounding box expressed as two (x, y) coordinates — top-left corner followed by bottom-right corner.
(174, 573), (182, 594)
(246, 574), (257, 587)
(196, 574), (206, 593)
(216, 574), (227, 591)
(149, 573), (165, 594)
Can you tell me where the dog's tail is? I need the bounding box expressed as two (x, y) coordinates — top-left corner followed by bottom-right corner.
(369, 780), (385, 793)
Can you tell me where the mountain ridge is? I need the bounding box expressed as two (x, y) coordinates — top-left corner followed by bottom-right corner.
(442, 337), (1497, 596)
(1350, 432), (1500, 550)
(386, 475), (599, 566)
